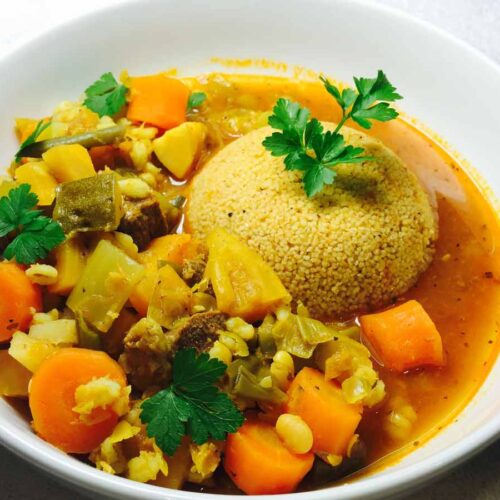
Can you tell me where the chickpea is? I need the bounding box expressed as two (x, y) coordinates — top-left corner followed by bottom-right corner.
(270, 350), (294, 389)
(275, 413), (313, 454)
(208, 341), (232, 365)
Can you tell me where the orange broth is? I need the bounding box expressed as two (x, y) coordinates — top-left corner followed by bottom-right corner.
(185, 73), (500, 477)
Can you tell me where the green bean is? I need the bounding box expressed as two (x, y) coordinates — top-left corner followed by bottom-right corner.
(18, 125), (126, 158)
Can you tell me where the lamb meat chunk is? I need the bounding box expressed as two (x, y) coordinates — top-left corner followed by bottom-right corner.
(118, 195), (168, 250)
(181, 254), (207, 287)
(172, 311), (228, 353)
(118, 318), (174, 390)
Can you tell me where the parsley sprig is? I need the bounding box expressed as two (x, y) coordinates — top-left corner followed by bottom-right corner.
(187, 92), (207, 112)
(263, 70), (402, 197)
(15, 120), (51, 163)
(0, 184), (65, 264)
(140, 348), (244, 456)
(83, 72), (127, 117)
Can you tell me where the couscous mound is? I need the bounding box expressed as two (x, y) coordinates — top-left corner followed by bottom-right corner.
(186, 124), (437, 318)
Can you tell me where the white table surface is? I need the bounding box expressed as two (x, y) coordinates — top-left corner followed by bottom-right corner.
(1, 0), (499, 498)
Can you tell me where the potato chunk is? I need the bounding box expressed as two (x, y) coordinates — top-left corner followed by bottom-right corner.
(153, 122), (207, 179)
(42, 144), (96, 182)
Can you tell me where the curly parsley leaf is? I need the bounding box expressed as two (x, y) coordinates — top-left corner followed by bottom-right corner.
(15, 121), (51, 163)
(187, 92), (207, 112)
(140, 348), (244, 456)
(83, 72), (127, 117)
(0, 184), (65, 264)
(263, 70), (401, 196)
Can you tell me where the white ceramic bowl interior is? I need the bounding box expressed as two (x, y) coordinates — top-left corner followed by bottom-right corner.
(0, 0), (499, 498)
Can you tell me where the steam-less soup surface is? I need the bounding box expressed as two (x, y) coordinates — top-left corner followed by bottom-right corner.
(1, 71), (499, 495)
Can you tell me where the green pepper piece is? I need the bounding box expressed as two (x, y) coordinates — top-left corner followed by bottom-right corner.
(232, 365), (287, 404)
(53, 173), (123, 235)
(75, 312), (102, 349)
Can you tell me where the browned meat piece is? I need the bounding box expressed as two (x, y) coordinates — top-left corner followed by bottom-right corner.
(172, 311), (227, 352)
(181, 255), (207, 286)
(119, 312), (227, 390)
(118, 318), (174, 390)
(118, 196), (168, 250)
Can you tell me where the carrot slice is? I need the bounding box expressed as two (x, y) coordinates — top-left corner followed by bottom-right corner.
(127, 75), (189, 130)
(29, 348), (126, 454)
(360, 299), (444, 372)
(0, 262), (41, 342)
(224, 419), (314, 494)
(286, 367), (362, 456)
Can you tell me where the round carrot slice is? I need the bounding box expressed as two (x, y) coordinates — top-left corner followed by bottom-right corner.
(29, 348), (126, 454)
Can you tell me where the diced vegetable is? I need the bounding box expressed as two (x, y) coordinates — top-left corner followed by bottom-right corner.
(17, 125), (126, 159)
(0, 350), (32, 397)
(360, 300), (444, 372)
(48, 237), (87, 295)
(141, 233), (194, 264)
(14, 161), (57, 206)
(42, 144), (96, 182)
(0, 262), (41, 342)
(147, 264), (192, 328)
(257, 315), (277, 358)
(228, 359), (287, 404)
(152, 438), (191, 490)
(224, 418), (314, 494)
(53, 174), (123, 235)
(286, 367), (363, 456)
(0, 180), (17, 197)
(315, 335), (386, 407)
(128, 263), (158, 317)
(153, 122), (207, 179)
(204, 228), (291, 321)
(272, 308), (337, 358)
(29, 319), (78, 344)
(127, 75), (189, 130)
(76, 313), (102, 349)
(67, 240), (145, 332)
(130, 234), (194, 316)
(29, 348), (126, 453)
(8, 331), (60, 372)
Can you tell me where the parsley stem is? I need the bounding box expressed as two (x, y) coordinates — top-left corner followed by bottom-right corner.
(333, 113), (350, 135)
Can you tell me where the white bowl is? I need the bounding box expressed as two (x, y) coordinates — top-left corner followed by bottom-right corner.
(1, 0), (499, 498)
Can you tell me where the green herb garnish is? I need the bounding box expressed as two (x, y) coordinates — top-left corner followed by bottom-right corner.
(187, 92), (207, 111)
(263, 70), (402, 197)
(140, 348), (244, 456)
(0, 184), (65, 264)
(83, 72), (127, 117)
(15, 120), (51, 162)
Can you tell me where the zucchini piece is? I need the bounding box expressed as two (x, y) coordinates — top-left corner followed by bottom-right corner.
(67, 239), (145, 332)
(16, 125), (126, 159)
(53, 173), (123, 235)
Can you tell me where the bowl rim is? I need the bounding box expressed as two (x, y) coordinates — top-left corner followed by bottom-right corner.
(0, 0), (499, 498)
